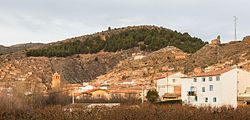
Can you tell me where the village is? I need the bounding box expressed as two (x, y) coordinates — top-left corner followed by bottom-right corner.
(1, 0), (250, 119)
(45, 37), (250, 108)
(48, 61), (250, 107)
(0, 36), (250, 108)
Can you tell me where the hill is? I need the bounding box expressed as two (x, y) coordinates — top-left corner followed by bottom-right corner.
(0, 25), (249, 90)
(0, 43), (43, 55)
(26, 26), (207, 57)
(88, 37), (250, 87)
(184, 37), (250, 72)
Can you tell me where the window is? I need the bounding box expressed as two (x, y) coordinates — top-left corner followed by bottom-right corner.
(209, 77), (212, 81)
(194, 78), (197, 82)
(188, 91), (195, 96)
(172, 79), (176, 83)
(216, 76), (220, 81)
(195, 96), (198, 102)
(191, 86), (194, 91)
(209, 85), (213, 91)
(205, 98), (208, 102)
(202, 87), (205, 92)
(202, 78), (205, 82)
(213, 97), (216, 102)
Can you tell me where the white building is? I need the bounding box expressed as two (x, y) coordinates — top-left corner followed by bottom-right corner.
(181, 68), (250, 108)
(157, 72), (186, 100)
(78, 85), (94, 93)
(122, 80), (135, 85)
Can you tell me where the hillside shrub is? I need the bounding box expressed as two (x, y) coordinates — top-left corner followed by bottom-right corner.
(26, 28), (208, 57)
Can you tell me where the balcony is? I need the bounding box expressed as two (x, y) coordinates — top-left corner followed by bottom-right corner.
(187, 91), (196, 96)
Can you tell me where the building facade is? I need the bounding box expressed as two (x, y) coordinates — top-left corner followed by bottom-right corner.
(77, 89), (109, 100)
(157, 72), (186, 100)
(78, 85), (94, 93)
(181, 68), (250, 108)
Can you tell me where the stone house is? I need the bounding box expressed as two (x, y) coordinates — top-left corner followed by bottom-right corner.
(77, 89), (109, 100)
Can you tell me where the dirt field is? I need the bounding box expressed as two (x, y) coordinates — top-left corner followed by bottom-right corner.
(0, 104), (249, 120)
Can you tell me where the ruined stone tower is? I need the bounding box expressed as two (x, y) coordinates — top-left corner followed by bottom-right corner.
(211, 35), (221, 45)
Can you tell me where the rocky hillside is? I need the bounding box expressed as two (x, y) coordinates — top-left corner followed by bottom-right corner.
(0, 48), (142, 87)
(0, 25), (249, 90)
(89, 46), (187, 86)
(0, 43), (43, 55)
(89, 36), (250, 86)
(184, 36), (250, 72)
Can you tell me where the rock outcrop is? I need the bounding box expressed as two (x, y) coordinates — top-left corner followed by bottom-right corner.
(243, 36), (250, 42)
(211, 35), (221, 45)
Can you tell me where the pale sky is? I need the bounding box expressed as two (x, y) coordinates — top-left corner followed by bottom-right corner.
(0, 0), (249, 46)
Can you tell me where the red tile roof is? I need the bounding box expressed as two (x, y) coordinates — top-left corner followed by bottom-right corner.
(154, 72), (178, 80)
(94, 84), (101, 87)
(123, 80), (133, 82)
(110, 89), (139, 94)
(75, 88), (108, 96)
(186, 67), (235, 77)
(65, 84), (83, 87)
(83, 88), (107, 94)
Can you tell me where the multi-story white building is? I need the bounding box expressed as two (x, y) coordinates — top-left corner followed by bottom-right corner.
(181, 68), (250, 108)
(157, 72), (186, 100)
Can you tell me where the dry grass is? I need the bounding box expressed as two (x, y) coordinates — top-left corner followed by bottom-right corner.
(0, 103), (249, 120)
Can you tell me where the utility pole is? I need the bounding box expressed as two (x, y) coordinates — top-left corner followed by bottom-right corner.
(234, 16), (238, 41)
(72, 88), (75, 104)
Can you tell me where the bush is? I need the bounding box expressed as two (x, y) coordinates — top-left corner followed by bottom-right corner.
(140, 44), (146, 51)
(154, 100), (182, 105)
(94, 57), (98, 61)
(146, 90), (159, 103)
(0, 104), (249, 119)
(46, 92), (72, 106)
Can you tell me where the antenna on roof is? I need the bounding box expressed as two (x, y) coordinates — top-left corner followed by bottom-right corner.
(234, 16), (238, 41)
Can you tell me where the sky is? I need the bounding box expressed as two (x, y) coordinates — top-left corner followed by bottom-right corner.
(0, 0), (249, 46)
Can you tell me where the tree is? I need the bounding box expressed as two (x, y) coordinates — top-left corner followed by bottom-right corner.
(26, 28), (207, 57)
(140, 44), (146, 51)
(146, 90), (159, 103)
(95, 57), (98, 61)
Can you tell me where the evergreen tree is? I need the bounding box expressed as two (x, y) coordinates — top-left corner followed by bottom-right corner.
(26, 28), (207, 57)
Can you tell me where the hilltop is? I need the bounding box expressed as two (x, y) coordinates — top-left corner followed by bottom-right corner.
(26, 25), (207, 57)
(0, 43), (43, 55)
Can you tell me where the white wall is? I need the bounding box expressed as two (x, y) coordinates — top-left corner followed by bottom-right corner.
(237, 69), (250, 96)
(157, 72), (185, 99)
(181, 69), (240, 108)
(181, 77), (193, 104)
(78, 85), (94, 92)
(220, 69), (238, 108)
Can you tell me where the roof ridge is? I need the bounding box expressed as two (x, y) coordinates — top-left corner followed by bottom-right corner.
(186, 67), (235, 77)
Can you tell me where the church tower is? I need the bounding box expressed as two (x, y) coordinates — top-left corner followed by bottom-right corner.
(51, 72), (61, 89)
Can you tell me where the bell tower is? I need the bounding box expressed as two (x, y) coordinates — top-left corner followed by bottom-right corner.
(51, 72), (61, 88)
